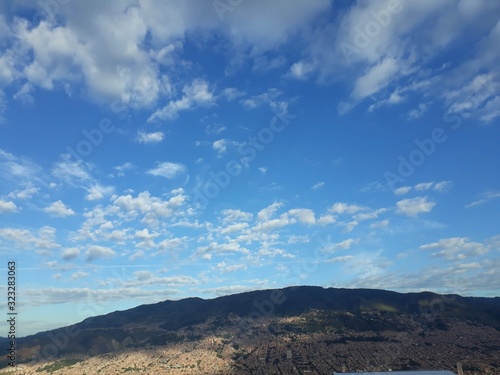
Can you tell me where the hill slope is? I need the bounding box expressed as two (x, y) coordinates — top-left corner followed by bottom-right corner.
(2, 286), (500, 372)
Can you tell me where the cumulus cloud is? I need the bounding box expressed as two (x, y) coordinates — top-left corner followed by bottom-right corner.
(394, 181), (452, 195)
(0, 226), (59, 251)
(212, 139), (228, 155)
(43, 200), (76, 217)
(287, 208), (315, 225)
(85, 245), (116, 261)
(221, 209), (253, 223)
(195, 241), (249, 260)
(148, 79), (215, 122)
(137, 130), (164, 143)
(8, 185), (39, 200)
(257, 202), (282, 221)
(112, 190), (186, 227)
(322, 238), (359, 253)
(0, 199), (18, 213)
(71, 271), (89, 280)
(329, 202), (365, 215)
(396, 196), (435, 217)
(85, 184), (115, 201)
(62, 247), (80, 261)
(420, 237), (490, 260)
(147, 162), (187, 179)
(317, 215), (335, 225)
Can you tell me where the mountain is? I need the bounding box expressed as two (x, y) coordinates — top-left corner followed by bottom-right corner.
(2, 286), (500, 373)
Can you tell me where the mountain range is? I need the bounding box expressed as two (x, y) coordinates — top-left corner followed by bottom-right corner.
(2, 286), (499, 373)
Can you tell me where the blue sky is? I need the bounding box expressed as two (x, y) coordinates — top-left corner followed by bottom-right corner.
(0, 0), (499, 336)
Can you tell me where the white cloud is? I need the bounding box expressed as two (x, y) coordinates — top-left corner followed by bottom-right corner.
(212, 139), (228, 155)
(222, 87), (246, 101)
(322, 238), (358, 253)
(288, 61), (315, 79)
(311, 181), (325, 190)
(466, 189), (500, 208)
(241, 88), (282, 109)
(22, 286), (179, 307)
(0, 226), (59, 251)
(112, 190), (186, 226)
(408, 103), (429, 120)
(254, 214), (295, 232)
(43, 200), (76, 217)
(370, 219), (390, 229)
(148, 79), (215, 122)
(287, 235), (310, 244)
(85, 184), (115, 201)
(8, 185), (39, 200)
(61, 247), (80, 261)
(113, 162), (135, 176)
(394, 186), (411, 195)
(433, 181), (452, 192)
(51, 154), (92, 186)
(71, 271), (89, 280)
(353, 208), (386, 222)
(420, 237), (489, 260)
(0, 148), (42, 182)
(325, 255), (354, 263)
(396, 196), (435, 217)
(329, 202), (364, 215)
(85, 245), (116, 262)
(445, 73), (499, 121)
(352, 57), (399, 101)
(317, 215), (335, 225)
(215, 261), (248, 273)
(14, 6), (165, 107)
(0, 199), (18, 213)
(147, 162), (187, 179)
(157, 237), (188, 252)
(137, 130), (164, 143)
(195, 241), (249, 260)
(415, 182), (434, 191)
(257, 202), (282, 221)
(221, 209), (253, 223)
(287, 208), (315, 225)
(219, 222), (249, 235)
(395, 181), (452, 195)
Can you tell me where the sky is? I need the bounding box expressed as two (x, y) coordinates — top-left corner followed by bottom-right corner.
(0, 0), (499, 336)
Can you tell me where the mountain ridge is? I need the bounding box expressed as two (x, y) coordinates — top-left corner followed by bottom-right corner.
(2, 286), (499, 370)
